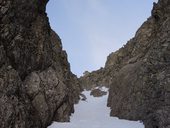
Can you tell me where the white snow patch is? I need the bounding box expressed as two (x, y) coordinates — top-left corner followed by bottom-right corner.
(48, 89), (144, 128)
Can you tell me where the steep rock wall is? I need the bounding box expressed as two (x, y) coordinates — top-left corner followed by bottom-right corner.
(0, 0), (80, 128)
(108, 1), (170, 128)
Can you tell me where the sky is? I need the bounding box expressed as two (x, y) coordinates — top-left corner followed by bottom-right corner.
(46, 0), (158, 77)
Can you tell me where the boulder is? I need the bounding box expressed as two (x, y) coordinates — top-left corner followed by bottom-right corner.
(90, 88), (107, 97)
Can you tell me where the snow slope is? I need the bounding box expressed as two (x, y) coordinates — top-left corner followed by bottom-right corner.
(48, 88), (144, 128)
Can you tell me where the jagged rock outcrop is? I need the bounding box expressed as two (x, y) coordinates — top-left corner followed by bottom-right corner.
(0, 0), (81, 128)
(80, 0), (170, 128)
(108, 1), (170, 128)
(79, 68), (112, 90)
(90, 88), (107, 97)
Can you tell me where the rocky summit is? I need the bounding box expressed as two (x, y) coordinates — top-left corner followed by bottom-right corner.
(0, 0), (81, 128)
(80, 0), (170, 128)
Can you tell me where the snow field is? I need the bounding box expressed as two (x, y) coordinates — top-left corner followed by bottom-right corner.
(48, 88), (144, 128)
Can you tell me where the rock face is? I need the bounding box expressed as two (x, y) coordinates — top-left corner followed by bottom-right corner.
(80, 0), (170, 128)
(90, 88), (107, 97)
(108, 1), (170, 128)
(0, 0), (80, 128)
(79, 68), (112, 90)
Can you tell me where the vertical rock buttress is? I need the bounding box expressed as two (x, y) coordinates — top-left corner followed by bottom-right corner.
(0, 0), (81, 128)
(107, 0), (170, 128)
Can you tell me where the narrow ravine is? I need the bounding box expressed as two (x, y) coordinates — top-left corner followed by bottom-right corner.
(48, 87), (144, 128)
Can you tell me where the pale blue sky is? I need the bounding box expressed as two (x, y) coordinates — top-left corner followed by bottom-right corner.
(47, 0), (158, 77)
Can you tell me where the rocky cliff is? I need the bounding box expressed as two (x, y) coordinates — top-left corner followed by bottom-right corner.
(0, 0), (80, 128)
(80, 0), (170, 128)
(79, 68), (112, 90)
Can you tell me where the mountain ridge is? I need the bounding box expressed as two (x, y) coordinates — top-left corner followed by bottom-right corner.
(80, 0), (170, 128)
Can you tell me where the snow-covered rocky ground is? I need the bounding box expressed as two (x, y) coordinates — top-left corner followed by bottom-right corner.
(48, 87), (144, 128)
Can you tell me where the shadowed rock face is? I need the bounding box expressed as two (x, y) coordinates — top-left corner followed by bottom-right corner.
(80, 0), (170, 128)
(108, 1), (170, 128)
(90, 88), (107, 97)
(79, 68), (112, 90)
(0, 0), (81, 128)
